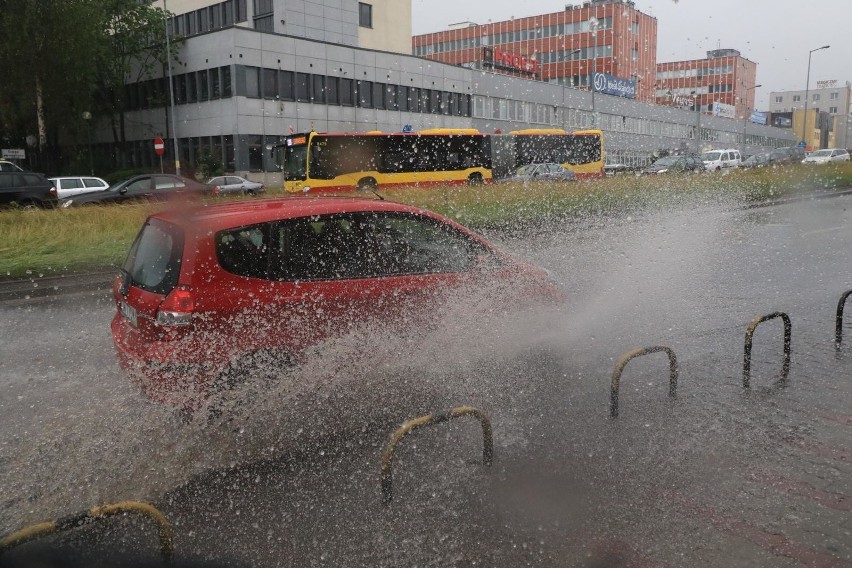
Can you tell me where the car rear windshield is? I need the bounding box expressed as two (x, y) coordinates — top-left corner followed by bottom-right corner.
(122, 218), (184, 295)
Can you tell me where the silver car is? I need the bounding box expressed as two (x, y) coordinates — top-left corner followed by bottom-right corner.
(207, 175), (266, 195)
(48, 176), (110, 199)
(503, 163), (577, 183)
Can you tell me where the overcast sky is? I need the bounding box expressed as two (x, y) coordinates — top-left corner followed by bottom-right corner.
(411, 0), (852, 110)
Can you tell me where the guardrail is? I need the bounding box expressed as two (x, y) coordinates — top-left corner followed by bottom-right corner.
(742, 312), (792, 389)
(0, 500), (174, 561)
(835, 290), (852, 350)
(381, 406), (493, 504)
(610, 346), (678, 418)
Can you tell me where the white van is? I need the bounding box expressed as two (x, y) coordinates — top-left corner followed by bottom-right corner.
(702, 149), (741, 171)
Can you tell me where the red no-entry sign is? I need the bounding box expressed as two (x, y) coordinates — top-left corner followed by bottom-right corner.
(154, 137), (165, 156)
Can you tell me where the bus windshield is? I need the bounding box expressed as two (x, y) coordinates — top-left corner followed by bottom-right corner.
(283, 144), (308, 180)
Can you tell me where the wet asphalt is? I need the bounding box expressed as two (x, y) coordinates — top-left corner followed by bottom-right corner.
(0, 191), (851, 567)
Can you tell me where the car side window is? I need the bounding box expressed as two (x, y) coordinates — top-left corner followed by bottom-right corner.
(272, 212), (488, 282)
(83, 178), (104, 188)
(126, 178), (151, 193)
(216, 224), (269, 279)
(227, 177), (241, 185)
(63, 178), (83, 189)
(154, 176), (179, 189)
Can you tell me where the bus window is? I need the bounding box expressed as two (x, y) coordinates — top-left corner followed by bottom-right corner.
(283, 145), (308, 180)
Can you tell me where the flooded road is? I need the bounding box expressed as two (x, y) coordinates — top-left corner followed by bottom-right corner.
(1, 193), (851, 566)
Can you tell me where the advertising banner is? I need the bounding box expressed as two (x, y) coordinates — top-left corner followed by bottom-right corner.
(712, 102), (736, 119)
(591, 73), (636, 99)
(748, 110), (767, 125)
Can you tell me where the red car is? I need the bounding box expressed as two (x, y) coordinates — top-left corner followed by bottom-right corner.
(112, 196), (563, 409)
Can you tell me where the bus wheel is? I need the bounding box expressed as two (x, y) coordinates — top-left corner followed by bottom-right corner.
(356, 177), (377, 191)
(467, 173), (484, 185)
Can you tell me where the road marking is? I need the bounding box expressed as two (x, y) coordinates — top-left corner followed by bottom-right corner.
(801, 226), (844, 237)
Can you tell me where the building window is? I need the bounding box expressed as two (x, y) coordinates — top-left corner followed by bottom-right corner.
(357, 80), (373, 107)
(830, 92), (839, 100)
(631, 21), (639, 34)
(312, 75), (326, 104)
(358, 3), (372, 28)
(793, 95), (801, 102)
(775, 96), (783, 103)
(263, 68), (277, 99)
(295, 73), (310, 102)
(829, 106), (838, 114)
(812, 93), (820, 101)
(253, 0), (273, 31)
(221, 66), (232, 97)
(280, 71), (295, 101)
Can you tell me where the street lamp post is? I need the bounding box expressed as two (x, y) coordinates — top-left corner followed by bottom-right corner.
(588, 17), (599, 116)
(802, 45), (830, 148)
(163, 0), (180, 176)
(82, 111), (93, 175)
(742, 84), (762, 152)
(562, 47), (581, 88)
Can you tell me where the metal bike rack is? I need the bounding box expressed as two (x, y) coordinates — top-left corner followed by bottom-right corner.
(0, 500), (174, 561)
(742, 312), (792, 389)
(835, 290), (852, 350)
(610, 345), (678, 419)
(381, 405), (493, 504)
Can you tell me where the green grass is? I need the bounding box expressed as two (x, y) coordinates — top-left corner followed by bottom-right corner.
(2, 163), (851, 279)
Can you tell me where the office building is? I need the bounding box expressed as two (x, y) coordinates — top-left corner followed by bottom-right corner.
(411, 0), (658, 102)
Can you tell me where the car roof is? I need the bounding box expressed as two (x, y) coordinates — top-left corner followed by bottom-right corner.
(151, 196), (433, 230)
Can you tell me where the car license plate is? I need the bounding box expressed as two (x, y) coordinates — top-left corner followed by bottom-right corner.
(119, 301), (138, 327)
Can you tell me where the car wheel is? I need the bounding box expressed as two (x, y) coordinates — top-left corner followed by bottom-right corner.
(356, 177), (378, 191)
(207, 349), (294, 422)
(245, 189), (256, 196)
(20, 200), (40, 210)
(467, 172), (484, 185)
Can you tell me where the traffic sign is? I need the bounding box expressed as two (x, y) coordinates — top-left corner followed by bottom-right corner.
(154, 137), (165, 156)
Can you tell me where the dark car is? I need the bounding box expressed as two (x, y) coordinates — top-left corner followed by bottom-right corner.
(0, 171), (58, 208)
(640, 155), (705, 175)
(740, 152), (774, 169)
(501, 163), (577, 183)
(112, 197), (564, 410)
(60, 174), (209, 207)
(773, 146), (806, 165)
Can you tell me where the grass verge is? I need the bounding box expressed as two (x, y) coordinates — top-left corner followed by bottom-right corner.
(2, 162), (851, 279)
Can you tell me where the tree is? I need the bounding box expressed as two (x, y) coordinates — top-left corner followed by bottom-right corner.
(0, 0), (176, 171)
(92, 0), (179, 167)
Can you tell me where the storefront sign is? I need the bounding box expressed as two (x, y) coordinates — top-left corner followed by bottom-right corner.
(591, 73), (636, 99)
(1, 149), (25, 160)
(748, 110), (767, 125)
(482, 47), (538, 77)
(712, 102), (736, 119)
(816, 80), (838, 89)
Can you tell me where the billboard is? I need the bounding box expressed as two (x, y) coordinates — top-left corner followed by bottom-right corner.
(712, 102), (736, 119)
(748, 111), (767, 125)
(482, 47), (538, 77)
(591, 73), (636, 99)
(770, 112), (793, 129)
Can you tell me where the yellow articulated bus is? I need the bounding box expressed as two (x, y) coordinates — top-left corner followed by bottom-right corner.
(498, 128), (605, 180)
(275, 129), (492, 193)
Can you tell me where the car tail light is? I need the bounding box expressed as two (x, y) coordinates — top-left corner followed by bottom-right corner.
(156, 287), (195, 327)
(50, 186), (57, 198)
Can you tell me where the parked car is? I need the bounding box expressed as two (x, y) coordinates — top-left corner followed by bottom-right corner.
(802, 148), (851, 164)
(0, 160), (24, 172)
(111, 197), (564, 409)
(604, 161), (630, 176)
(60, 174), (209, 207)
(207, 175), (265, 196)
(740, 152), (774, 169)
(701, 149), (741, 171)
(640, 155), (705, 175)
(49, 176), (110, 199)
(773, 146), (807, 164)
(0, 171), (57, 208)
(502, 163), (577, 183)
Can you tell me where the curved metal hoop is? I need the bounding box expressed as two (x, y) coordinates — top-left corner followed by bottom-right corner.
(0, 500), (174, 560)
(835, 290), (852, 350)
(610, 345), (678, 418)
(743, 312), (792, 388)
(381, 405), (493, 504)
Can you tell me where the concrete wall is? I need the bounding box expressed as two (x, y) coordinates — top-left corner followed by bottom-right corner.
(357, 0), (412, 54)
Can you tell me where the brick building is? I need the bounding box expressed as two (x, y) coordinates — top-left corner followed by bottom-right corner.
(655, 48), (758, 119)
(411, 0), (658, 103)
